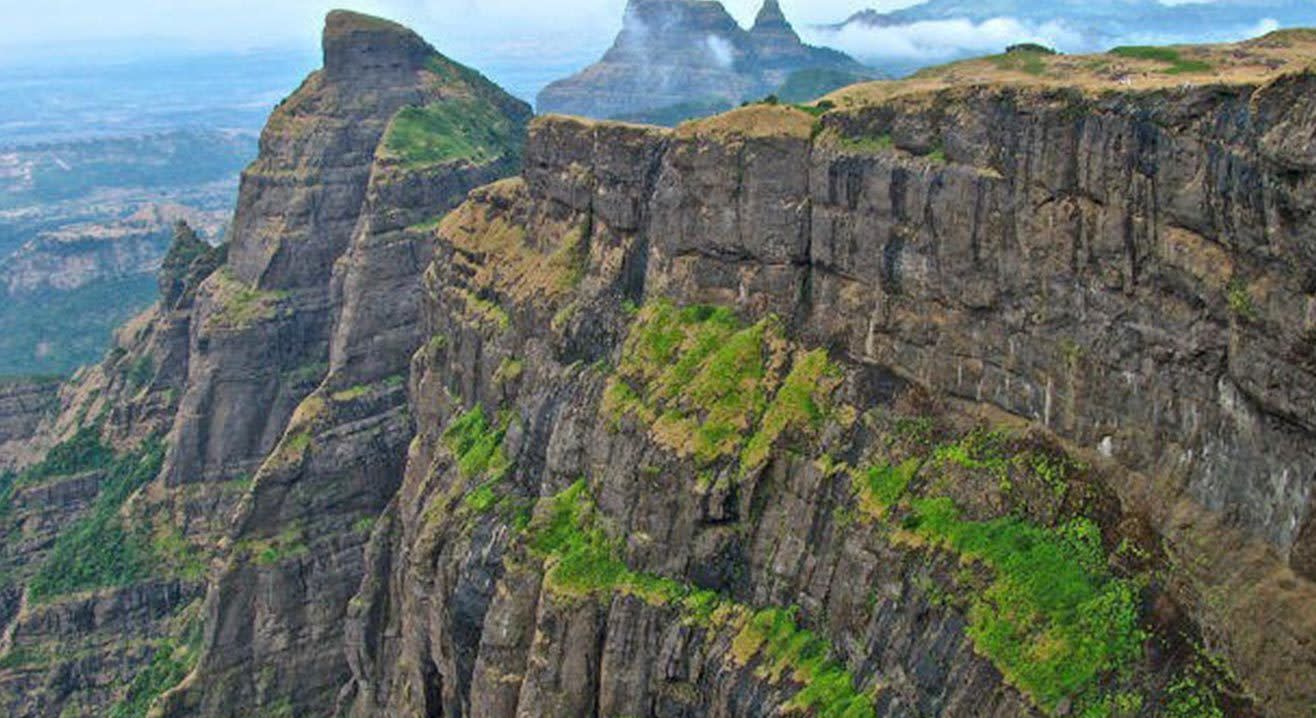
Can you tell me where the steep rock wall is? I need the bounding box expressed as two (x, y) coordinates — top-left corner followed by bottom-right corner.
(345, 75), (1316, 718)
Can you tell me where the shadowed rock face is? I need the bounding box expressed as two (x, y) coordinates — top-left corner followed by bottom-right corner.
(341, 74), (1316, 717)
(536, 0), (868, 121)
(9, 14), (1316, 718)
(147, 11), (532, 718)
(0, 11), (530, 718)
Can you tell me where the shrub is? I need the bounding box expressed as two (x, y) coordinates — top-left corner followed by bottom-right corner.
(28, 439), (166, 602)
(17, 425), (115, 487)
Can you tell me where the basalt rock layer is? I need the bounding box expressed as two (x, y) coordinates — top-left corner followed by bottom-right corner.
(0, 10), (529, 718)
(344, 64), (1316, 718)
(3, 17), (1316, 718)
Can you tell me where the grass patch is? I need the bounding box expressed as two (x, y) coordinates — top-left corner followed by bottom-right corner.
(991, 50), (1049, 76)
(855, 458), (921, 518)
(1226, 279), (1256, 320)
(107, 619), (202, 718)
(384, 98), (523, 167)
(443, 405), (511, 481)
(332, 385), (370, 402)
(741, 349), (843, 473)
(28, 439), (166, 602)
(834, 133), (894, 154)
(898, 496), (1143, 712)
(208, 270), (288, 330)
(527, 481), (876, 716)
(732, 607), (876, 718)
(1109, 46), (1213, 75)
(607, 302), (840, 470)
(247, 525), (310, 567)
(494, 357), (524, 386)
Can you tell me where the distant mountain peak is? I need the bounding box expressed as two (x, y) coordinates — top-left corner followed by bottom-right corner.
(752, 0), (791, 33)
(540, 0), (870, 121)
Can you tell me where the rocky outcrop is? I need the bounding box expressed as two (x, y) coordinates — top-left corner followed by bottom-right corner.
(1, 11), (530, 718)
(537, 0), (869, 122)
(0, 379), (58, 471)
(149, 11), (531, 718)
(342, 59), (1316, 716)
(8, 17), (1316, 718)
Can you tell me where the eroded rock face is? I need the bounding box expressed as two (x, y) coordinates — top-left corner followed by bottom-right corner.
(0, 380), (58, 471)
(150, 12), (532, 718)
(1, 11), (531, 718)
(536, 0), (868, 121)
(342, 76), (1316, 717)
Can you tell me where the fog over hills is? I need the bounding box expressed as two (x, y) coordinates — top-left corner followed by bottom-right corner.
(816, 0), (1316, 73)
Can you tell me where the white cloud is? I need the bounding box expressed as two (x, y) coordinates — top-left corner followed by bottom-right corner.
(805, 16), (1086, 63)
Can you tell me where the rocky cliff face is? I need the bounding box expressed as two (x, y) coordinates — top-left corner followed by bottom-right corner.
(4, 17), (1316, 718)
(344, 50), (1316, 718)
(0, 11), (529, 718)
(537, 0), (869, 123)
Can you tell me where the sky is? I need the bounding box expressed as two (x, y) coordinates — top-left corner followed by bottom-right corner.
(0, 0), (1268, 100)
(0, 0), (910, 58)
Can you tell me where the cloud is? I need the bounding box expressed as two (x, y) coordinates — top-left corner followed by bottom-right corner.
(705, 35), (736, 69)
(805, 17), (1085, 64)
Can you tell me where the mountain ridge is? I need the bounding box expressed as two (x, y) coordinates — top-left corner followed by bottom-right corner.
(3, 12), (1316, 718)
(537, 0), (871, 123)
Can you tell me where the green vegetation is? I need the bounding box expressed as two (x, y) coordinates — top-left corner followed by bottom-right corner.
(1226, 279), (1257, 320)
(1163, 659), (1227, 718)
(15, 424), (115, 488)
(903, 499), (1143, 712)
(458, 289), (511, 331)
(528, 480), (877, 717)
(443, 405), (510, 481)
(731, 607), (876, 718)
(1006, 43), (1058, 56)
(107, 619), (202, 718)
(775, 68), (869, 104)
(0, 645), (47, 670)
(331, 384), (371, 402)
(0, 470), (15, 517)
(0, 275), (160, 376)
(384, 98), (523, 167)
(494, 357), (524, 385)
(834, 133), (894, 154)
(248, 525), (310, 567)
(125, 354), (155, 389)
(991, 50), (1050, 76)
(606, 302), (839, 470)
(28, 438), (166, 602)
(208, 270), (288, 329)
(741, 349), (842, 473)
(1109, 46), (1213, 74)
(846, 428), (1142, 715)
(855, 459), (921, 518)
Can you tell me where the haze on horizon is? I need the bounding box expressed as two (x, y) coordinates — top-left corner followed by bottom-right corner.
(0, 0), (1239, 67)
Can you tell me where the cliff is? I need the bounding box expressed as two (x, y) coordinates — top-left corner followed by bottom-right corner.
(3, 16), (1316, 718)
(0, 11), (529, 718)
(343, 32), (1316, 718)
(537, 0), (870, 123)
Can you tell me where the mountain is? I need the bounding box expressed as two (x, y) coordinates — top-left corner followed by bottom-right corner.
(4, 14), (1316, 718)
(0, 129), (254, 375)
(831, 0), (1316, 74)
(537, 0), (871, 123)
